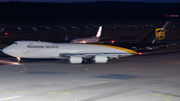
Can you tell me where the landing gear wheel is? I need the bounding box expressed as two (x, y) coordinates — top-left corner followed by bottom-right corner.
(18, 60), (21, 63)
(82, 59), (94, 64)
(17, 57), (21, 63)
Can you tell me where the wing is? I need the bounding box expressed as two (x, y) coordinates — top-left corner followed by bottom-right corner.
(58, 53), (136, 64)
(59, 53), (135, 59)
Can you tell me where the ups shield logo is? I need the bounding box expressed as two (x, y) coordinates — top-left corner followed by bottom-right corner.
(155, 28), (165, 40)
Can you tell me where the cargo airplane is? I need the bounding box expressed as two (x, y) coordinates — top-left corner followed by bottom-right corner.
(70, 26), (102, 43)
(2, 21), (172, 64)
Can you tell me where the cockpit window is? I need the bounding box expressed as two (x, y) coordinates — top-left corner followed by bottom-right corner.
(14, 42), (17, 44)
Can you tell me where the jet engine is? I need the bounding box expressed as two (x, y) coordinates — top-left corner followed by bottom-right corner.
(69, 56), (82, 64)
(94, 55), (108, 63)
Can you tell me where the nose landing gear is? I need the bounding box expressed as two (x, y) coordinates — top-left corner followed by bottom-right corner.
(17, 57), (21, 63)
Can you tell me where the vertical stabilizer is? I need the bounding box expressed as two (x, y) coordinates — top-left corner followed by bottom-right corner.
(138, 21), (172, 44)
(95, 26), (102, 38)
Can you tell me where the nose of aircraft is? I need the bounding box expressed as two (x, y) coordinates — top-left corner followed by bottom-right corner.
(2, 47), (7, 54)
(2, 47), (13, 55)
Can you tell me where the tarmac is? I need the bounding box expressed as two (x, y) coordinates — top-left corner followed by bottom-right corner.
(0, 48), (180, 101)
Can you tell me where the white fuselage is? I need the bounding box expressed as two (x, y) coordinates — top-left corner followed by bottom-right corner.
(70, 37), (99, 43)
(2, 41), (136, 59)
(70, 26), (102, 43)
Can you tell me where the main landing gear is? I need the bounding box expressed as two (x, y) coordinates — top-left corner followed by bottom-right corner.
(82, 58), (94, 64)
(17, 57), (21, 63)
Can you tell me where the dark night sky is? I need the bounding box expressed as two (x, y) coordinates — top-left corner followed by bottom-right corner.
(0, 0), (180, 3)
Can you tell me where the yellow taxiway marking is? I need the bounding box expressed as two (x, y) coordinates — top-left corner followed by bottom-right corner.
(3, 91), (13, 94)
(164, 97), (169, 101)
(47, 92), (70, 101)
(48, 92), (58, 94)
(48, 92), (71, 95)
(152, 94), (161, 96)
(0, 65), (27, 77)
(2, 91), (26, 94)
(6, 94), (13, 101)
(165, 94), (175, 96)
(151, 93), (172, 101)
(16, 91), (26, 94)
(56, 94), (60, 101)
(61, 92), (70, 94)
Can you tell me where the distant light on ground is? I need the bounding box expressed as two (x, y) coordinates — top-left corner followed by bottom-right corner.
(166, 15), (179, 17)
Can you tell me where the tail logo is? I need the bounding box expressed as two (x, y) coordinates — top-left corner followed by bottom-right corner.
(155, 28), (165, 40)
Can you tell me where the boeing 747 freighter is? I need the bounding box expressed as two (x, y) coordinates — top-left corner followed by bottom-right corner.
(2, 21), (172, 64)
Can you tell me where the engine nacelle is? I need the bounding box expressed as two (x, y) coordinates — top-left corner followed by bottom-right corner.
(69, 56), (82, 64)
(94, 55), (108, 63)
